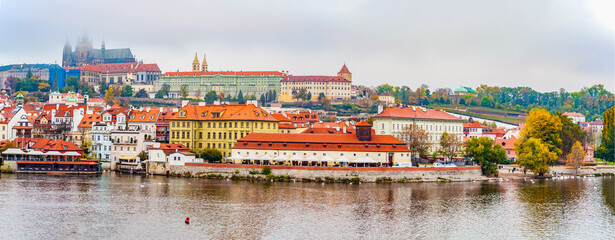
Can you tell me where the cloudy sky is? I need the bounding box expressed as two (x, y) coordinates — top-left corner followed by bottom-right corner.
(0, 0), (613, 92)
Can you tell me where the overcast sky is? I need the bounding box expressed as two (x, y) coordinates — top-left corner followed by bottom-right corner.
(0, 0), (613, 92)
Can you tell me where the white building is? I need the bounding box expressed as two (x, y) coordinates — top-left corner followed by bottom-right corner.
(127, 107), (160, 140)
(563, 112), (585, 124)
(373, 106), (464, 153)
(91, 123), (112, 162)
(109, 130), (146, 170)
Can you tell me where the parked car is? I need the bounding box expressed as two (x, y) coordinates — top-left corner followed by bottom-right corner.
(393, 162), (413, 168)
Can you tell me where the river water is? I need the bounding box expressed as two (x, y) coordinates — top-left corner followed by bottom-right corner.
(0, 173), (613, 239)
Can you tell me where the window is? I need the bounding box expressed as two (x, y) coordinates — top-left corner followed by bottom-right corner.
(199, 132), (202, 139)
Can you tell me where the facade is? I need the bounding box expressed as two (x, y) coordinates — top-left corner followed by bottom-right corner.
(127, 108), (160, 139)
(563, 112), (585, 124)
(378, 92), (395, 105)
(135, 63), (161, 85)
(373, 106), (464, 153)
(231, 121), (412, 167)
(90, 123), (112, 162)
(109, 129), (146, 170)
(62, 34), (135, 67)
(80, 65), (100, 85)
(168, 103), (279, 157)
(0, 64), (66, 89)
(279, 64), (353, 102)
(494, 136), (517, 161)
(156, 71), (284, 99)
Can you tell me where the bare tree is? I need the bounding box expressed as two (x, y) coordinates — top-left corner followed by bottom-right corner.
(398, 124), (430, 158)
(440, 131), (462, 161)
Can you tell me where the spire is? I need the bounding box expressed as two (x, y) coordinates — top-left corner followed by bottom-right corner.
(201, 53), (208, 72)
(192, 52), (200, 71)
(338, 63), (351, 74)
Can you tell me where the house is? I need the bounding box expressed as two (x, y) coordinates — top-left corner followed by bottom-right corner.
(563, 112), (585, 124)
(378, 92), (395, 105)
(494, 136), (517, 161)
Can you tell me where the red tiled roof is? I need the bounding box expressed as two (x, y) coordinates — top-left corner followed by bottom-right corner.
(162, 71), (284, 77)
(128, 108), (160, 123)
(13, 138), (82, 153)
(494, 136), (516, 150)
(282, 76), (350, 83)
(234, 133), (409, 152)
(170, 104), (279, 122)
(563, 112), (584, 117)
(135, 63), (160, 72)
(80, 65), (99, 72)
(96, 62), (139, 73)
(271, 113), (292, 122)
(356, 121), (371, 127)
(338, 64), (351, 74)
(79, 114), (103, 128)
(375, 107), (462, 121)
(463, 122), (488, 129)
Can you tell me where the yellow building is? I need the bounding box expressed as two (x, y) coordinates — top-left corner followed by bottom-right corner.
(169, 103), (279, 157)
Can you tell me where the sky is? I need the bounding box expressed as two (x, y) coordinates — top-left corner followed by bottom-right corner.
(0, 0), (613, 92)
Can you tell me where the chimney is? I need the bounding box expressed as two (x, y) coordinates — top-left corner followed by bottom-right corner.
(146, 107), (150, 113)
(343, 126), (347, 134)
(56, 104), (59, 110)
(377, 105), (384, 114)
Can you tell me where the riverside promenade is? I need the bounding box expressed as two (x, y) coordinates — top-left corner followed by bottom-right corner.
(148, 162), (485, 182)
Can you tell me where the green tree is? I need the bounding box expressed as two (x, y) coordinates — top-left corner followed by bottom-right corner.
(98, 81), (108, 95)
(80, 140), (92, 158)
(204, 90), (217, 104)
(596, 106), (614, 161)
(557, 113), (587, 158)
(120, 85), (133, 97)
(237, 90), (245, 104)
(138, 150), (149, 162)
(516, 137), (558, 176)
(200, 148), (222, 163)
(566, 141), (585, 175)
(180, 85), (189, 99)
(134, 89), (148, 98)
(155, 84), (170, 99)
(465, 137), (507, 175)
(318, 92), (326, 101)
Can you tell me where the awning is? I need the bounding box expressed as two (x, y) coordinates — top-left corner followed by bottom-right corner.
(306, 155), (320, 161)
(63, 151), (82, 156)
(17, 161), (99, 165)
(259, 154), (274, 161)
(321, 155), (334, 162)
(245, 154), (258, 160)
(289, 155), (304, 161)
(273, 154), (287, 161)
(44, 151), (62, 156)
(352, 157), (378, 163)
(335, 156), (349, 162)
(26, 150), (45, 156)
(2, 148), (26, 155)
(226, 154), (244, 160)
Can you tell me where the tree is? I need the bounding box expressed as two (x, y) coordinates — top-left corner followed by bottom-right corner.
(217, 92), (225, 101)
(99, 81), (108, 95)
(321, 97), (331, 109)
(237, 90), (245, 104)
(440, 132), (462, 161)
(155, 84), (170, 99)
(138, 151), (149, 162)
(566, 141), (585, 175)
(121, 85), (134, 97)
(104, 88), (115, 106)
(38, 82), (51, 91)
(398, 124), (430, 157)
(517, 108), (563, 157)
(180, 85), (189, 99)
(260, 94), (266, 105)
(557, 113), (587, 158)
(318, 92), (326, 101)
(516, 137), (558, 176)
(596, 106), (614, 162)
(465, 137), (507, 175)
(80, 140), (92, 158)
(204, 90), (217, 104)
(200, 148), (222, 163)
(134, 89), (148, 98)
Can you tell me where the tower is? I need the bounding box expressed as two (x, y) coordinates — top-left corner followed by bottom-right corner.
(62, 40), (73, 67)
(192, 53), (200, 71)
(201, 54), (208, 72)
(75, 33), (93, 66)
(355, 121), (372, 141)
(337, 63), (352, 81)
(101, 40), (106, 57)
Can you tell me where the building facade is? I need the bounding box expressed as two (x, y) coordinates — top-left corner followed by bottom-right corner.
(373, 106), (464, 153)
(168, 103), (279, 157)
(279, 64), (353, 102)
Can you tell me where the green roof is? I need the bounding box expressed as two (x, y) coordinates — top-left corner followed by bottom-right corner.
(454, 86), (476, 94)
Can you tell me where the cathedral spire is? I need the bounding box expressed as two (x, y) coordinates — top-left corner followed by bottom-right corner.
(192, 52), (200, 71)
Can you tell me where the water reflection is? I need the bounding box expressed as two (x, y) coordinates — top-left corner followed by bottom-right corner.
(0, 173), (613, 239)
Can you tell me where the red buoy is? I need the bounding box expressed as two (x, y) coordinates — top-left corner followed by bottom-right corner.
(185, 217), (190, 224)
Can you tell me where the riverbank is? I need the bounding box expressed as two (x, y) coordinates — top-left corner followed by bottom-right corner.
(149, 162), (486, 183)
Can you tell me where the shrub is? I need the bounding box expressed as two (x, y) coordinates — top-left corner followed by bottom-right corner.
(261, 166), (272, 175)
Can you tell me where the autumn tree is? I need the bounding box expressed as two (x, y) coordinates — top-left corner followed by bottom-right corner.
(596, 106), (614, 162)
(465, 137), (507, 175)
(516, 137), (558, 176)
(180, 85), (189, 99)
(517, 108), (563, 158)
(440, 131), (462, 160)
(398, 124), (430, 157)
(566, 141), (585, 175)
(557, 113), (587, 158)
(104, 88), (115, 106)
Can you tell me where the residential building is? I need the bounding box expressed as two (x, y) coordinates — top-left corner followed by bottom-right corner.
(134, 63), (161, 84)
(110, 129), (146, 170)
(156, 108), (177, 143)
(230, 121), (412, 167)
(127, 107), (160, 139)
(378, 92), (395, 105)
(563, 112), (586, 124)
(495, 136), (517, 161)
(90, 123), (112, 162)
(80, 65), (100, 85)
(373, 106), (464, 153)
(168, 103), (279, 157)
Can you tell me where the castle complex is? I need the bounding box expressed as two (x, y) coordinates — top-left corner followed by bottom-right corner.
(62, 34), (135, 67)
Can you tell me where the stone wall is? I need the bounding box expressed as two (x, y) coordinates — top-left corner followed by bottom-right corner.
(147, 161), (168, 175)
(167, 163), (485, 182)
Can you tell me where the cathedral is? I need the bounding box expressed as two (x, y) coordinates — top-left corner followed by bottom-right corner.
(62, 34), (135, 67)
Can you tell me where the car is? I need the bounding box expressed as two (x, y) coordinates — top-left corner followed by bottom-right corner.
(393, 162), (413, 168)
(433, 162), (444, 167)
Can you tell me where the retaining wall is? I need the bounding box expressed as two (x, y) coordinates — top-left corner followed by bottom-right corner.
(167, 163), (485, 182)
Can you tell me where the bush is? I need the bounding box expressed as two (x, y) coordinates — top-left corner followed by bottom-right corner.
(261, 166), (272, 175)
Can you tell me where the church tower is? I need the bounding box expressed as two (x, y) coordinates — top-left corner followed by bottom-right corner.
(62, 40), (73, 67)
(337, 63), (352, 81)
(201, 54), (208, 72)
(192, 53), (200, 71)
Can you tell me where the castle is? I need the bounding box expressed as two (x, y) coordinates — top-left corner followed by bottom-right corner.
(62, 34), (135, 67)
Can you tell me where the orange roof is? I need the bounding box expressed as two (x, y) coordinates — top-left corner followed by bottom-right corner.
(135, 63), (160, 72)
(128, 108), (160, 123)
(271, 113), (292, 122)
(563, 112), (584, 117)
(356, 121), (371, 127)
(170, 104), (279, 122)
(235, 133), (409, 152)
(285, 111), (319, 123)
(96, 62), (139, 73)
(162, 71), (284, 77)
(13, 138), (82, 152)
(495, 136), (516, 150)
(463, 122), (488, 129)
(278, 123), (297, 129)
(282, 76), (350, 83)
(79, 114), (103, 128)
(375, 106), (461, 121)
(80, 65), (99, 72)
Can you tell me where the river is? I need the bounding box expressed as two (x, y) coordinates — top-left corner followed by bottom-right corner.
(0, 173), (613, 239)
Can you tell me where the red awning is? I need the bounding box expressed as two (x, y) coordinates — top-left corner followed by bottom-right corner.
(17, 161), (99, 165)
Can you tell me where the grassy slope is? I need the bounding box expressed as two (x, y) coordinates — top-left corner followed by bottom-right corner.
(429, 104), (526, 125)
